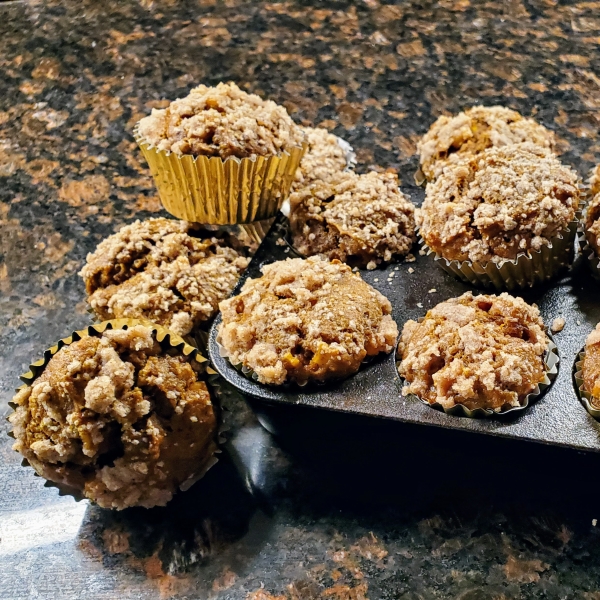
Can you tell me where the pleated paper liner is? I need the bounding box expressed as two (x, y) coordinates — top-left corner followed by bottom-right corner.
(7, 318), (227, 506)
(399, 339), (559, 419)
(135, 124), (306, 225)
(280, 135), (357, 218)
(421, 216), (579, 292)
(573, 349), (600, 420)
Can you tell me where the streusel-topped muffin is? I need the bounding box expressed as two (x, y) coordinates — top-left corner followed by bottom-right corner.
(582, 324), (600, 408)
(137, 81), (304, 158)
(418, 144), (579, 264)
(9, 324), (217, 509)
(398, 292), (548, 412)
(418, 106), (555, 180)
(80, 218), (250, 336)
(218, 256), (398, 385)
(591, 164), (600, 198)
(290, 170), (416, 269)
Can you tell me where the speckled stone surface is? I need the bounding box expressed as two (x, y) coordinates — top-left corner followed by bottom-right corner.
(2, 0), (600, 598)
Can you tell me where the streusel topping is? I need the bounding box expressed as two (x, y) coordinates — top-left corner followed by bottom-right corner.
(591, 164), (600, 198)
(418, 105), (556, 180)
(290, 170), (416, 268)
(418, 144), (579, 263)
(137, 81), (304, 158)
(218, 256), (398, 385)
(584, 190), (600, 256)
(292, 126), (349, 191)
(9, 325), (217, 509)
(583, 323), (600, 407)
(80, 218), (250, 336)
(398, 292), (548, 411)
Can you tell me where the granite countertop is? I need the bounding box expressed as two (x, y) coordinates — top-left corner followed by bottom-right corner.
(1, 0), (600, 598)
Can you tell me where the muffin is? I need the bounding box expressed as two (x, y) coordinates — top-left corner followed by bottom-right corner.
(218, 256), (398, 385)
(581, 324), (600, 407)
(292, 126), (353, 192)
(584, 190), (600, 257)
(80, 218), (250, 337)
(289, 170), (416, 269)
(9, 322), (217, 509)
(398, 292), (549, 413)
(417, 105), (556, 181)
(135, 82), (306, 223)
(418, 144), (579, 288)
(591, 163), (600, 198)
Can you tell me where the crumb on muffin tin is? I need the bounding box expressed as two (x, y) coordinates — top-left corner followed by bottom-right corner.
(9, 324), (217, 510)
(80, 218), (250, 336)
(417, 105), (556, 180)
(417, 143), (580, 264)
(397, 291), (548, 412)
(290, 170), (416, 268)
(218, 256), (399, 386)
(136, 81), (304, 158)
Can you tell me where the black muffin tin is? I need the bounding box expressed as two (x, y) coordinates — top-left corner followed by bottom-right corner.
(209, 213), (600, 455)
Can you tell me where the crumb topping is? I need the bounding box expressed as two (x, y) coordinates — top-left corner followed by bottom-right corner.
(585, 191), (600, 256)
(418, 144), (580, 263)
(591, 164), (600, 198)
(417, 105), (556, 180)
(218, 256), (398, 385)
(137, 81), (304, 158)
(397, 292), (548, 411)
(9, 325), (216, 509)
(290, 171), (416, 268)
(80, 218), (250, 336)
(292, 126), (349, 191)
(583, 323), (600, 407)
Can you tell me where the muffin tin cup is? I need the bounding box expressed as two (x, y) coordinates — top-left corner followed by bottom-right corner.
(421, 218), (579, 291)
(573, 350), (600, 420)
(7, 318), (223, 506)
(400, 340), (559, 419)
(134, 125), (306, 225)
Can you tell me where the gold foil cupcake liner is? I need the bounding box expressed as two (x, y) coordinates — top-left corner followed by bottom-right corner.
(135, 124), (306, 225)
(421, 218), (578, 291)
(7, 318), (224, 504)
(573, 349), (600, 419)
(399, 340), (559, 419)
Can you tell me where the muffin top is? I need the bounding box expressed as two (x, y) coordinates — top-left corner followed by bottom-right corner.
(398, 292), (548, 412)
(417, 105), (555, 180)
(418, 144), (579, 263)
(591, 163), (600, 198)
(80, 218), (250, 336)
(9, 324), (217, 509)
(137, 81), (304, 158)
(292, 126), (350, 191)
(218, 256), (398, 386)
(583, 323), (600, 406)
(290, 170), (416, 269)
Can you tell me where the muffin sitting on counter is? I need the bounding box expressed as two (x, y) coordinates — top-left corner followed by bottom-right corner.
(218, 256), (398, 386)
(417, 105), (556, 180)
(290, 170), (416, 269)
(80, 218), (250, 337)
(398, 292), (549, 413)
(9, 324), (217, 509)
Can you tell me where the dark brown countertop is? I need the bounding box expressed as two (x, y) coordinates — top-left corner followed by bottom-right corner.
(1, 0), (600, 598)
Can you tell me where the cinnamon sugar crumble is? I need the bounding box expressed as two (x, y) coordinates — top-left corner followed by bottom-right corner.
(397, 292), (548, 412)
(292, 126), (350, 191)
(9, 325), (216, 509)
(80, 218), (250, 336)
(290, 171), (416, 268)
(218, 256), (398, 385)
(418, 144), (580, 263)
(418, 106), (556, 180)
(583, 323), (600, 405)
(137, 81), (304, 158)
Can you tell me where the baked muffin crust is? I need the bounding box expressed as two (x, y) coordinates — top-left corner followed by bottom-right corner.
(137, 81), (304, 158)
(398, 292), (548, 412)
(80, 218), (250, 336)
(418, 144), (579, 263)
(583, 324), (600, 406)
(591, 164), (600, 198)
(290, 171), (416, 268)
(418, 105), (555, 180)
(218, 256), (398, 385)
(292, 126), (349, 191)
(9, 325), (217, 509)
